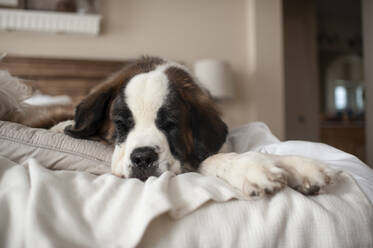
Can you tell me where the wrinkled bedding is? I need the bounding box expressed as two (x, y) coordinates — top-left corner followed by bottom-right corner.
(0, 121), (372, 248)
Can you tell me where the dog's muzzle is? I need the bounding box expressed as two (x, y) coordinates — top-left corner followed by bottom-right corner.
(129, 146), (159, 181)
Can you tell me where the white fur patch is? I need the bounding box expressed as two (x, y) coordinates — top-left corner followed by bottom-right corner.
(110, 63), (182, 178)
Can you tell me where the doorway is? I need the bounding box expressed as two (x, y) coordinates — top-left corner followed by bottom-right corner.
(283, 0), (366, 163)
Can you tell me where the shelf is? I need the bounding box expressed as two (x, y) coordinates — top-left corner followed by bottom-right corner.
(0, 9), (101, 35)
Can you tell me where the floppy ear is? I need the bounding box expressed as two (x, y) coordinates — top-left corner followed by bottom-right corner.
(164, 66), (228, 163)
(190, 95), (228, 162)
(64, 87), (115, 139)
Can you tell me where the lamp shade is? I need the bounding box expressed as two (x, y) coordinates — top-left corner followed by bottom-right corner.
(193, 59), (234, 99)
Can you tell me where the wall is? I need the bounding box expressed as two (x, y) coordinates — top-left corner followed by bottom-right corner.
(250, 0), (285, 139)
(0, 0), (285, 139)
(362, 0), (373, 165)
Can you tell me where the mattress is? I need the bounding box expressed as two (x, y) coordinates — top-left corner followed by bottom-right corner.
(0, 121), (372, 248)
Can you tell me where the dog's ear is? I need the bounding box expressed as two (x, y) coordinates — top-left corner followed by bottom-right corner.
(189, 91), (228, 162)
(64, 87), (115, 139)
(165, 66), (228, 163)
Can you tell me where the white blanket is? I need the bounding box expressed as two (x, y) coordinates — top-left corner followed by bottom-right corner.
(1, 122), (373, 248)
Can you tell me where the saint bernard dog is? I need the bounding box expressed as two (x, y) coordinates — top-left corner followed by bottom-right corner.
(58, 56), (339, 198)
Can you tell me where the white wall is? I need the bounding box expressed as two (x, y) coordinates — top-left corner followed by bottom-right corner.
(250, 0), (285, 139)
(0, 0), (285, 139)
(362, 0), (373, 165)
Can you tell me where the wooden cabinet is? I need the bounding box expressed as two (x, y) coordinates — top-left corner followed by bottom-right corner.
(320, 122), (365, 162)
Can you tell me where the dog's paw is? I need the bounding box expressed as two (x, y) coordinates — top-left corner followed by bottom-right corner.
(201, 152), (288, 198)
(50, 120), (75, 133)
(277, 156), (341, 195)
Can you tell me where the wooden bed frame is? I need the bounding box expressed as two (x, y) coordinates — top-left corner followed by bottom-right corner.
(0, 56), (128, 104)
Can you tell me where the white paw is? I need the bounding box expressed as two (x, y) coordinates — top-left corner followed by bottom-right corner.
(50, 120), (75, 133)
(202, 152), (288, 198)
(277, 156), (341, 195)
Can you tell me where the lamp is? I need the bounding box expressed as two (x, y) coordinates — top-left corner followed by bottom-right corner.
(193, 59), (234, 99)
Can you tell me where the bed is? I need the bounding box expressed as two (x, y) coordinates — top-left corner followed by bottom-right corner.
(1, 57), (372, 247)
(0, 120), (372, 248)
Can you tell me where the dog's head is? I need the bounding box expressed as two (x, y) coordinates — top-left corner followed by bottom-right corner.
(65, 57), (227, 181)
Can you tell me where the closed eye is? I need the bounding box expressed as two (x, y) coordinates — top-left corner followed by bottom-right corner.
(161, 119), (178, 131)
(113, 116), (134, 129)
(156, 105), (180, 132)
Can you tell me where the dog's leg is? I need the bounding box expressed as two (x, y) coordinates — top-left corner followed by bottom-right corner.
(198, 152), (340, 198)
(21, 105), (75, 129)
(198, 152), (288, 198)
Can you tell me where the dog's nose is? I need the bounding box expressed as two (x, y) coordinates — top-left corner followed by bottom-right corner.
(130, 147), (158, 168)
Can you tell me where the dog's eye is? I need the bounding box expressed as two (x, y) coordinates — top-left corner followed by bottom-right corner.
(156, 107), (179, 132)
(161, 119), (178, 131)
(113, 116), (134, 129)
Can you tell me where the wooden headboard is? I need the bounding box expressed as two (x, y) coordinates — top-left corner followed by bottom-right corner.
(0, 56), (128, 104)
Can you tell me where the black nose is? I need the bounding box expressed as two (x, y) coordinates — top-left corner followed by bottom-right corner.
(130, 147), (158, 168)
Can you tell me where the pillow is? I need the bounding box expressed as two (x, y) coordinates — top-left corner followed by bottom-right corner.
(0, 121), (112, 175)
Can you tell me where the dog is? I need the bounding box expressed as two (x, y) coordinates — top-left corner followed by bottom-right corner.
(57, 56), (339, 198)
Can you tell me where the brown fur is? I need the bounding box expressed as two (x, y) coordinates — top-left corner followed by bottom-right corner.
(1, 93), (74, 129)
(0, 69), (74, 129)
(165, 66), (225, 167)
(22, 105), (75, 129)
(3, 104), (74, 129)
